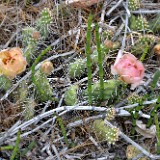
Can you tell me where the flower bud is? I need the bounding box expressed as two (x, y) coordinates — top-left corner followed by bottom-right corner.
(40, 60), (54, 75)
(153, 44), (160, 55)
(104, 40), (113, 49)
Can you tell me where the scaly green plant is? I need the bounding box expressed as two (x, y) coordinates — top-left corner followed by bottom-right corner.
(64, 85), (78, 106)
(95, 23), (104, 101)
(56, 115), (69, 145)
(86, 13), (93, 105)
(93, 119), (119, 144)
(10, 130), (21, 160)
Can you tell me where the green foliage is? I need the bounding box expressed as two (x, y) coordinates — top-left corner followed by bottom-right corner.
(83, 79), (121, 103)
(0, 75), (12, 91)
(127, 93), (144, 135)
(151, 69), (160, 90)
(0, 145), (14, 151)
(149, 14), (160, 33)
(21, 141), (36, 156)
(36, 8), (52, 38)
(147, 97), (160, 128)
(56, 116), (69, 145)
(128, 0), (140, 11)
(68, 58), (86, 78)
(64, 85), (78, 106)
(86, 13), (93, 105)
(95, 23), (104, 101)
(130, 15), (149, 31)
(10, 130), (21, 160)
(93, 119), (119, 144)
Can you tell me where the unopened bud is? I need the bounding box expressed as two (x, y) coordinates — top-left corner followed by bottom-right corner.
(153, 44), (160, 55)
(40, 61), (54, 75)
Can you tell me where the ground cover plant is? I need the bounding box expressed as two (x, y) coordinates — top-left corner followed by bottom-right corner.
(0, 0), (160, 159)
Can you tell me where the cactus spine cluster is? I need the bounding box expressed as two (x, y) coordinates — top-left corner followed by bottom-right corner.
(128, 0), (140, 11)
(130, 15), (149, 31)
(106, 107), (116, 121)
(93, 120), (119, 144)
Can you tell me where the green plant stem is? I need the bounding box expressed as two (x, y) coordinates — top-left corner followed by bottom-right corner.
(147, 96), (160, 128)
(21, 141), (36, 156)
(154, 113), (160, 154)
(131, 105), (143, 135)
(0, 145), (14, 151)
(140, 46), (149, 62)
(10, 130), (21, 160)
(95, 23), (104, 101)
(86, 14), (93, 105)
(31, 46), (51, 83)
(56, 116), (69, 145)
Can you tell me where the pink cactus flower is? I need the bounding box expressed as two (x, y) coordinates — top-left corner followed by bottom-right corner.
(0, 47), (27, 79)
(111, 53), (145, 89)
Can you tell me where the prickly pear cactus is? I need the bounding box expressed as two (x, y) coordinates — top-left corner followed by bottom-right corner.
(36, 8), (52, 38)
(68, 58), (87, 78)
(34, 70), (53, 102)
(106, 107), (116, 121)
(0, 75), (12, 91)
(128, 0), (140, 11)
(93, 119), (119, 144)
(64, 85), (78, 105)
(83, 79), (121, 102)
(130, 15), (149, 31)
